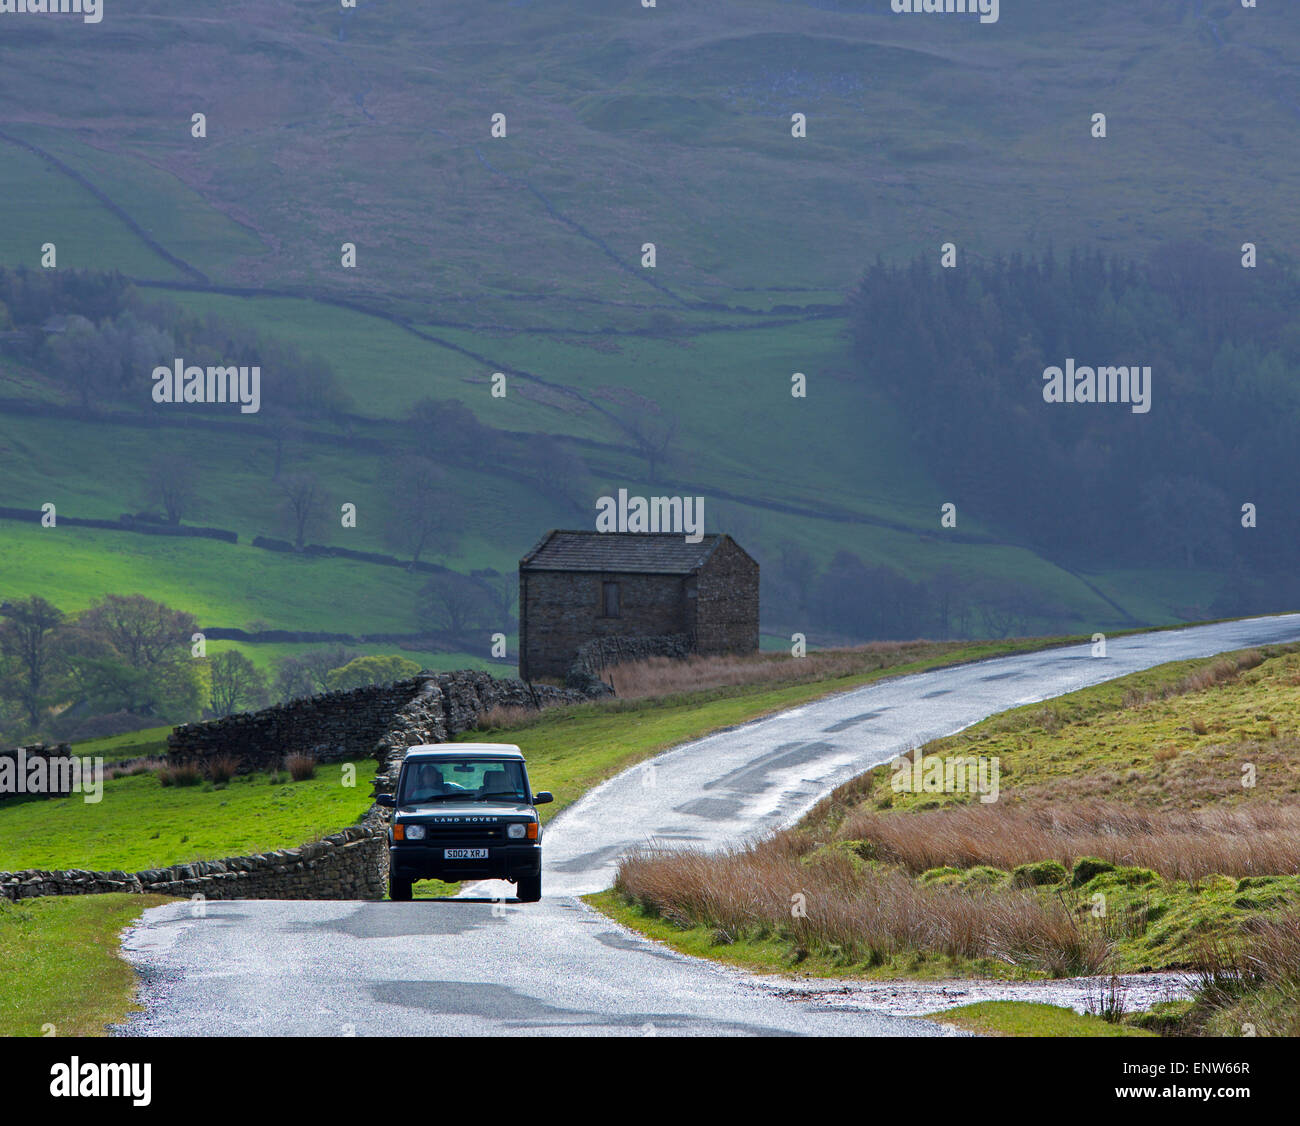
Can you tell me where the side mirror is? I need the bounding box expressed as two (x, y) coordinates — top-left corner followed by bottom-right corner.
(533, 791), (553, 805)
(375, 793), (396, 807)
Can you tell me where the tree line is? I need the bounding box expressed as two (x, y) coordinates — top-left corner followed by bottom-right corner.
(846, 243), (1300, 575)
(0, 593), (463, 747)
(0, 267), (352, 418)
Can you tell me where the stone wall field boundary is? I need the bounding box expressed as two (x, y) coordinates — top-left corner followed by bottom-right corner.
(1, 668), (595, 903)
(167, 670), (588, 775)
(565, 634), (692, 695)
(0, 826), (386, 903)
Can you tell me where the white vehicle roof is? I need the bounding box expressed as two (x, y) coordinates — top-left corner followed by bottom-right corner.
(402, 743), (524, 760)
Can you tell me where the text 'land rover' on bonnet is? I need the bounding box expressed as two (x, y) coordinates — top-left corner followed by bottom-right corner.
(376, 744), (552, 902)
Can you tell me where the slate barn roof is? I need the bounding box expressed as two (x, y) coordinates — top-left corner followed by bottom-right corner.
(520, 531), (728, 575)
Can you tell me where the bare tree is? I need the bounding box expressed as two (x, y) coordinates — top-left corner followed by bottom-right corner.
(209, 650), (269, 717)
(278, 472), (325, 549)
(76, 594), (196, 671)
(300, 646), (360, 692)
(384, 457), (462, 565)
(618, 407), (678, 479)
(273, 646), (359, 701)
(142, 453), (198, 525)
(472, 569), (517, 623)
(930, 566), (972, 640)
(263, 407), (297, 480)
(272, 656), (316, 703)
(529, 436), (590, 513)
(0, 596), (65, 727)
(418, 574), (497, 635)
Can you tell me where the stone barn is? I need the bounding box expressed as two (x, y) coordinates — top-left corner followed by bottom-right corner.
(518, 530), (759, 682)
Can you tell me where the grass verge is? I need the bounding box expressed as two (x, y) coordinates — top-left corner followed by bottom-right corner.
(0, 893), (171, 1036)
(470, 635), (1090, 825)
(591, 643), (1300, 1034)
(930, 1001), (1156, 1038)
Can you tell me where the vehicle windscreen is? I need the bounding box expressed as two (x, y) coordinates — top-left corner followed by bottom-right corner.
(399, 759), (529, 805)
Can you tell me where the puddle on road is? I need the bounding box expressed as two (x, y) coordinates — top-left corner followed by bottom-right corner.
(761, 971), (1194, 1018)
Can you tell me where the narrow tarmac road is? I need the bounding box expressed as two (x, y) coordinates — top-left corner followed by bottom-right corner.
(117, 615), (1300, 1036)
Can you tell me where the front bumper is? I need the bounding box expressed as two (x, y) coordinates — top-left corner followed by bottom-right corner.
(389, 841), (542, 882)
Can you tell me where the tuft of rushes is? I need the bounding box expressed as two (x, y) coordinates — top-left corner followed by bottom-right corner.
(285, 753), (316, 782)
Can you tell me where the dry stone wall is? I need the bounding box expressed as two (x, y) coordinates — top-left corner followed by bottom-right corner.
(167, 670), (586, 775)
(2, 669), (590, 902)
(366, 671), (583, 796)
(565, 634), (692, 695)
(0, 826), (386, 903)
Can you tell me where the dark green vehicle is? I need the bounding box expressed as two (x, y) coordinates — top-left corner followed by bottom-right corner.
(376, 744), (552, 903)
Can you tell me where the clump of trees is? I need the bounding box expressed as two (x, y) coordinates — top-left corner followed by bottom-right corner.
(846, 244), (1300, 574)
(0, 593), (205, 743)
(417, 571), (510, 635)
(0, 590), (456, 741)
(0, 266), (353, 418)
(324, 655), (421, 691)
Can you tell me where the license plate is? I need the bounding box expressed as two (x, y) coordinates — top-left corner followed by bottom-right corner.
(443, 848), (488, 860)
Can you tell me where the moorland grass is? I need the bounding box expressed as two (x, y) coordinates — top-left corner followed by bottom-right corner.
(597, 645), (1300, 1018)
(0, 635), (1067, 873)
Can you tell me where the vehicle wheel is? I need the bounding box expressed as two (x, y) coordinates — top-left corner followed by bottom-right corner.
(389, 875), (412, 901)
(516, 873), (542, 903)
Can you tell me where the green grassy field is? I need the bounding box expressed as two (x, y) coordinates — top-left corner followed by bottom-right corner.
(70, 725), (171, 765)
(0, 142), (183, 278)
(1, 0), (1289, 672)
(0, 762), (376, 873)
(0, 523), (434, 635)
(202, 639), (502, 677)
(874, 645), (1300, 818)
(0, 893), (173, 1037)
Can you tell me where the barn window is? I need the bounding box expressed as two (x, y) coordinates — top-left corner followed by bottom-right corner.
(602, 581), (621, 618)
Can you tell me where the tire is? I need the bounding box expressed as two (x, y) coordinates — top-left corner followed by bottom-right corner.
(389, 875), (412, 901)
(516, 873), (542, 903)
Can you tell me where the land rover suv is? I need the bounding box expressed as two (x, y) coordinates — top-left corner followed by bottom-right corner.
(376, 744), (552, 902)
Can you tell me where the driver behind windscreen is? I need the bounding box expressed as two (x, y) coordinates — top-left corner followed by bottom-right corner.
(407, 762), (460, 801)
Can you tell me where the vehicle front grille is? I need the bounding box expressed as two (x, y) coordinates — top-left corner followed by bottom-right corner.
(413, 824), (505, 841)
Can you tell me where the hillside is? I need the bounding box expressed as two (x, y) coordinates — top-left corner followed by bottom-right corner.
(1, 0), (1297, 693)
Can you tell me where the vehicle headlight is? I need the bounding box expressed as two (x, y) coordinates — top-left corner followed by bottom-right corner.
(507, 823), (527, 840)
(405, 824), (426, 841)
